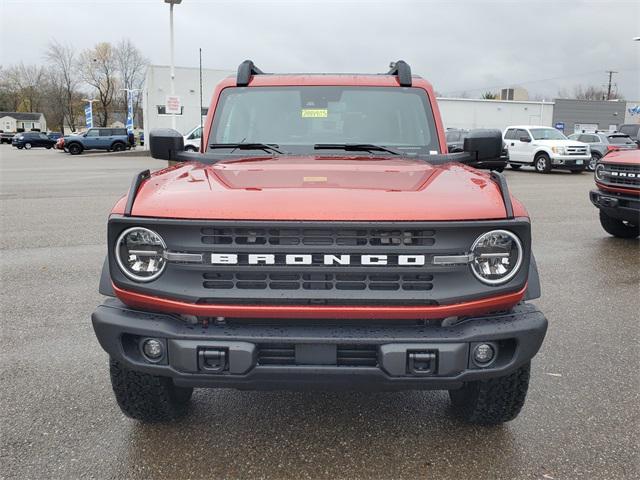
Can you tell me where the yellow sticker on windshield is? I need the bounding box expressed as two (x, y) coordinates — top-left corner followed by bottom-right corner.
(301, 108), (328, 118)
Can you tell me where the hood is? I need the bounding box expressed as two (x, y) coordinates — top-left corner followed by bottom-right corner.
(532, 139), (587, 147)
(114, 155), (519, 221)
(601, 149), (640, 165)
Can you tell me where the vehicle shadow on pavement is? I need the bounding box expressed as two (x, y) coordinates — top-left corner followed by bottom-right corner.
(116, 390), (525, 479)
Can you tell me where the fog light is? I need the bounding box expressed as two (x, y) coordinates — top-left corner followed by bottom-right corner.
(473, 343), (495, 365)
(142, 339), (164, 360)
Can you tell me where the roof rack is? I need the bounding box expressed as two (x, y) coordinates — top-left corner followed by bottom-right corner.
(387, 60), (412, 87)
(236, 60), (264, 86)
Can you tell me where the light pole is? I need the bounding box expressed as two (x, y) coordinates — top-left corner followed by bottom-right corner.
(165, 0), (182, 130)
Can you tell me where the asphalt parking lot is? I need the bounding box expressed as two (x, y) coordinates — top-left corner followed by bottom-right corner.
(1, 147), (638, 480)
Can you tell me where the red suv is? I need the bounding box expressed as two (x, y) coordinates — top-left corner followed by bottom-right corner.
(92, 61), (547, 425)
(590, 149), (640, 238)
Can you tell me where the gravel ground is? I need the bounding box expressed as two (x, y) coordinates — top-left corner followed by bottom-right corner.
(1, 147), (638, 479)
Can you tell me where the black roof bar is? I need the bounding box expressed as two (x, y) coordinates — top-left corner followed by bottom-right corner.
(236, 60), (264, 86)
(387, 60), (412, 87)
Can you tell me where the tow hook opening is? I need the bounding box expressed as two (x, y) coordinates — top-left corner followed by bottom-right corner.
(407, 350), (437, 375)
(198, 348), (228, 373)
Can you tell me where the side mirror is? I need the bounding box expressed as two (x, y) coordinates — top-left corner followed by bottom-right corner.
(463, 129), (503, 161)
(149, 128), (185, 160)
(519, 136), (531, 143)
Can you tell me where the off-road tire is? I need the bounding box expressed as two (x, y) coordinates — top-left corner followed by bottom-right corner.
(509, 163), (522, 170)
(109, 358), (193, 422)
(68, 143), (83, 155)
(599, 210), (639, 238)
(111, 142), (126, 152)
(449, 362), (530, 425)
(534, 153), (551, 173)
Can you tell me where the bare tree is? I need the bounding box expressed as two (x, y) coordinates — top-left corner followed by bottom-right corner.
(0, 67), (21, 111)
(2, 63), (48, 112)
(557, 84), (624, 101)
(79, 42), (118, 127)
(44, 40), (80, 132)
(115, 39), (148, 128)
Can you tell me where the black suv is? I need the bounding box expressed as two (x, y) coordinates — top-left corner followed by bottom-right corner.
(11, 132), (56, 150)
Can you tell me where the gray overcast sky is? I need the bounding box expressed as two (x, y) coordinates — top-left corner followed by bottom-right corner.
(1, 0), (639, 99)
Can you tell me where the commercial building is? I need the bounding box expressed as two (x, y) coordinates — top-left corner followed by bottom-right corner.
(551, 98), (628, 134)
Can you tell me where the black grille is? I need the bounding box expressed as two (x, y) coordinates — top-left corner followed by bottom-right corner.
(256, 343), (378, 367)
(204, 272), (433, 291)
(201, 227), (436, 247)
(599, 163), (640, 189)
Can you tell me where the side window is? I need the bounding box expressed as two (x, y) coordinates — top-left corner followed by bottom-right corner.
(516, 129), (530, 141)
(504, 129), (516, 140)
(578, 134), (591, 143)
(188, 127), (203, 140)
(86, 129), (99, 137)
(39, 133), (48, 139)
(100, 129), (113, 136)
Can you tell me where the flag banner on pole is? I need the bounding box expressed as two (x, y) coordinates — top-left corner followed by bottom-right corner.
(85, 104), (93, 129)
(126, 92), (134, 133)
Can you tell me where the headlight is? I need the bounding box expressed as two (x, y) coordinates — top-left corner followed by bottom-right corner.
(551, 146), (565, 155)
(595, 163), (605, 181)
(470, 230), (523, 285)
(115, 227), (166, 282)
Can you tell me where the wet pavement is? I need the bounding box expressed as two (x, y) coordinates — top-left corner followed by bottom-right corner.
(1, 148), (638, 479)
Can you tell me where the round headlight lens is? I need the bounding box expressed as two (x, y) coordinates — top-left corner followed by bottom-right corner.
(594, 163), (605, 181)
(115, 227), (166, 282)
(470, 230), (523, 285)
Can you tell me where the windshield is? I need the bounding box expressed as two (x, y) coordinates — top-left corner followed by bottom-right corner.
(210, 86), (439, 154)
(530, 128), (567, 140)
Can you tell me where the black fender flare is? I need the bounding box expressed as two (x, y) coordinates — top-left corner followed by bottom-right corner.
(99, 256), (115, 297)
(524, 252), (541, 301)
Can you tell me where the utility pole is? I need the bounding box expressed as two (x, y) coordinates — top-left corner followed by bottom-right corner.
(605, 70), (618, 100)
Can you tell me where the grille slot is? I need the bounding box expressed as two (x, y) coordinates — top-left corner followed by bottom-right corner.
(257, 344), (295, 365)
(203, 273), (434, 291)
(600, 164), (640, 188)
(337, 345), (378, 367)
(201, 227), (436, 247)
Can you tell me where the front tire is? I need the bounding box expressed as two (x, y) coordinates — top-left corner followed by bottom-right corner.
(534, 153), (551, 173)
(588, 153), (601, 172)
(24, 142), (32, 149)
(599, 210), (639, 238)
(449, 362), (530, 425)
(68, 143), (83, 155)
(109, 358), (193, 422)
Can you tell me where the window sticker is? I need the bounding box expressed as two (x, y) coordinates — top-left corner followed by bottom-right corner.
(301, 109), (328, 118)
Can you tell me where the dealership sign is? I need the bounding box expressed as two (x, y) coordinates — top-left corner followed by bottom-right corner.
(84, 104), (93, 129)
(165, 95), (182, 115)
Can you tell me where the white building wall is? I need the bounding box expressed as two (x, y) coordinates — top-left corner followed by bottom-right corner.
(437, 98), (554, 131)
(142, 65), (234, 148)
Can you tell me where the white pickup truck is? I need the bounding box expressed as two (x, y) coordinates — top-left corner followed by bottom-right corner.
(183, 126), (203, 152)
(503, 125), (590, 173)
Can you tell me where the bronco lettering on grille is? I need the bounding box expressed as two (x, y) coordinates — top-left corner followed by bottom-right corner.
(210, 253), (427, 266)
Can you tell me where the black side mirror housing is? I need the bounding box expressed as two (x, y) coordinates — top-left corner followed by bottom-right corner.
(149, 128), (185, 160)
(519, 136), (531, 143)
(463, 129), (503, 161)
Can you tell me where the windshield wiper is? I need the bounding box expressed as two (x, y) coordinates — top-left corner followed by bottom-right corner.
(209, 143), (283, 154)
(314, 143), (400, 155)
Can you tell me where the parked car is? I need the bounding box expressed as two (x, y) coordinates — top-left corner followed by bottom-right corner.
(0, 131), (16, 144)
(139, 132), (144, 146)
(92, 59), (548, 426)
(63, 127), (131, 155)
(183, 126), (203, 151)
(446, 128), (469, 152)
(589, 149), (639, 238)
(617, 124), (640, 146)
(11, 131), (56, 149)
(47, 132), (63, 141)
(503, 125), (590, 173)
(567, 132), (638, 171)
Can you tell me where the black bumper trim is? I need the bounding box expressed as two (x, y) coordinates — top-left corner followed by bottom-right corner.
(92, 299), (547, 390)
(590, 189), (640, 224)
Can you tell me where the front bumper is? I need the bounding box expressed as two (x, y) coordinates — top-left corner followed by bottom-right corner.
(92, 299), (548, 391)
(549, 154), (590, 169)
(590, 189), (640, 224)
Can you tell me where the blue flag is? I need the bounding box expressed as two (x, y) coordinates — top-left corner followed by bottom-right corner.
(126, 92), (134, 133)
(85, 103), (93, 129)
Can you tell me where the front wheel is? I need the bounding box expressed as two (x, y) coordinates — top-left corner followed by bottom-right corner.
(534, 153), (551, 173)
(24, 142), (32, 149)
(68, 143), (83, 155)
(449, 362), (530, 425)
(109, 358), (193, 422)
(588, 153), (601, 172)
(599, 210), (639, 238)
